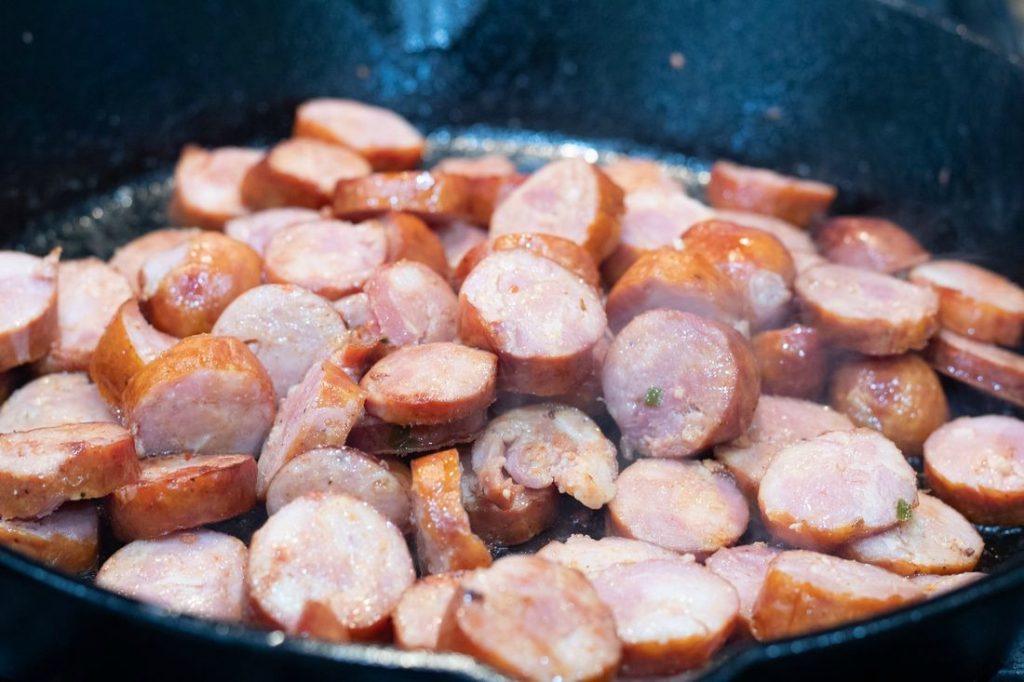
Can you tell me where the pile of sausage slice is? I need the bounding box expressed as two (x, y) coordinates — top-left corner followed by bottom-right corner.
(1, 97), (1022, 681)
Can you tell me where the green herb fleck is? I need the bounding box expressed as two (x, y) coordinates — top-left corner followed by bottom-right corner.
(896, 498), (913, 522)
(644, 386), (664, 408)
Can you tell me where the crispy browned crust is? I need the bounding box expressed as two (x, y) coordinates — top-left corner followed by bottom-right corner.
(380, 211), (450, 279)
(333, 172), (472, 223)
(0, 250), (59, 372)
(752, 324), (829, 400)
(706, 160), (836, 228)
(924, 331), (1024, 408)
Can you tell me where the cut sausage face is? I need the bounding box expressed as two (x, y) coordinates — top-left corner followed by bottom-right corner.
(751, 325), (829, 400)
(460, 455), (559, 546)
(842, 493), (983, 575)
(168, 145), (262, 230)
(459, 249), (606, 396)
(602, 157), (685, 195)
(360, 343), (496, 426)
(241, 137), (372, 209)
(455, 232), (601, 290)
(714, 395), (854, 495)
(347, 411), (487, 456)
(0, 373), (114, 433)
(0, 502), (99, 573)
(263, 220), (388, 300)
(815, 216), (929, 274)
(393, 573), (462, 651)
(435, 220), (488, 271)
(796, 263), (939, 355)
(0, 250), (59, 372)
(248, 493), (415, 639)
(758, 428), (919, 549)
(923, 415), (1024, 525)
(925, 330), (1024, 408)
(608, 459), (749, 557)
(909, 259), (1024, 347)
(829, 353), (949, 456)
(109, 453), (257, 541)
(705, 543), (782, 636)
(109, 228), (201, 295)
(256, 349), (366, 496)
(490, 158), (625, 262)
(224, 208), (321, 256)
(294, 98), (424, 171)
(212, 284), (349, 400)
(123, 334), (276, 457)
(0, 422), (139, 519)
(438, 555), (622, 682)
(591, 559), (739, 676)
(35, 258), (134, 374)
(265, 447), (410, 531)
(537, 534), (683, 580)
(89, 300), (176, 407)
(333, 172), (472, 223)
(363, 261), (458, 347)
(410, 448), (492, 575)
(470, 403), (618, 510)
(751, 550), (924, 641)
(706, 160), (837, 228)
(379, 212), (451, 279)
(602, 309), (760, 459)
(97, 530), (247, 621)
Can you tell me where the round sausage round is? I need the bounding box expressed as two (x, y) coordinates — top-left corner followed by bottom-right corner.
(0, 373), (114, 433)
(0, 250), (58, 372)
(108, 228), (201, 294)
(333, 172), (472, 224)
(706, 160), (837, 228)
(241, 137), (371, 209)
(815, 216), (929, 274)
(363, 261), (458, 347)
(293, 98), (424, 171)
(167, 145), (262, 230)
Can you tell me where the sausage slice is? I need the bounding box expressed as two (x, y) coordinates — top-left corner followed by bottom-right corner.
(224, 207), (322, 256)
(97, 530), (247, 621)
(89, 300), (176, 406)
(706, 543), (782, 636)
(108, 228), (201, 295)
(168, 145), (262, 230)
(460, 453), (559, 546)
(602, 157), (685, 195)
(0, 250), (58, 372)
(109, 453), (257, 541)
(923, 415), (1024, 525)
(0, 373), (114, 433)
(0, 422), (138, 519)
(379, 212), (451, 279)
(455, 232), (601, 290)
(758, 428), (919, 548)
(751, 550), (924, 640)
(706, 160), (837, 227)
(438, 555), (622, 681)
(0, 502), (98, 573)
(815, 216), (929, 274)
(347, 410), (488, 456)
(241, 137), (371, 209)
(333, 172), (472, 223)
(796, 263), (939, 355)
(123, 335), (276, 457)
(909, 259), (1024, 347)
(363, 261), (458, 346)
(925, 330), (1024, 408)
(394, 573), (463, 651)
(293, 98), (424, 170)
(602, 309), (760, 458)
(410, 448), (492, 574)
(537, 534), (682, 579)
(459, 249), (606, 395)
(490, 158), (625, 262)
(751, 325), (829, 400)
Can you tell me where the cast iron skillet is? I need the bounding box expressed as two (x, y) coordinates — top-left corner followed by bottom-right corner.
(2, 0), (1024, 679)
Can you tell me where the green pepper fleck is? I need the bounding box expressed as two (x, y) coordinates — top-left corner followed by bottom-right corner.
(644, 386), (663, 408)
(896, 498), (913, 522)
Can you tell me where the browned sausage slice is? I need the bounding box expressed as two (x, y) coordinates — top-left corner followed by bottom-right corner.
(212, 283), (349, 400)
(123, 335), (276, 457)
(751, 325), (829, 400)
(0, 373), (114, 433)
(394, 573), (462, 651)
(434, 155), (521, 225)
(758, 428), (919, 548)
(363, 261), (458, 346)
(909, 260), (1024, 346)
(455, 232), (601, 290)
(248, 492), (414, 639)
(140, 232), (263, 337)
(97, 530), (247, 621)
(829, 353), (949, 456)
(924, 330), (1024, 408)
(714, 209), (817, 255)
(263, 219), (388, 299)
(460, 453), (558, 546)
(591, 559), (739, 676)
(602, 309), (760, 458)
(265, 447), (410, 531)
(0, 502), (98, 573)
(224, 207), (321, 256)
(379, 212), (451, 279)
(705, 543), (782, 636)
(0, 422), (138, 519)
(256, 349), (366, 496)
(796, 263), (939, 355)
(0, 250), (58, 372)
(108, 228), (201, 295)
(537, 534), (683, 579)
(842, 493), (983, 575)
(751, 550), (924, 640)
(608, 459), (748, 557)
(605, 248), (748, 334)
(714, 395), (854, 495)
(438, 555), (622, 681)
(436, 220), (488, 271)
(910, 572), (985, 597)
(490, 158), (625, 262)
(602, 157), (685, 195)
(109, 453), (257, 541)
(347, 411), (488, 456)
(360, 343), (496, 425)
(815, 216), (929, 274)
(333, 172), (472, 223)
(293, 98), (424, 170)
(88, 300), (176, 407)
(923, 415), (1024, 525)
(241, 137), (371, 209)
(707, 160), (837, 227)
(168, 145), (262, 230)
(459, 249), (606, 395)
(410, 448), (492, 574)
(470, 403), (617, 510)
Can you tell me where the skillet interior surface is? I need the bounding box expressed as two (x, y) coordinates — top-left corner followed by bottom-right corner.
(2, 0), (1024, 680)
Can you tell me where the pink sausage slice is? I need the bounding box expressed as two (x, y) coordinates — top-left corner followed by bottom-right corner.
(925, 330), (1024, 408)
(815, 216), (929, 274)
(241, 137), (371, 209)
(0, 373), (114, 433)
(608, 459), (749, 557)
(706, 160), (836, 228)
(706, 543), (782, 636)
(0, 250), (58, 372)
(97, 530), (247, 621)
(224, 208), (321, 256)
(293, 98), (424, 171)
(108, 228), (201, 295)
(0, 502), (98, 573)
(758, 428), (919, 549)
(537, 534), (683, 579)
(363, 261), (458, 346)
(394, 574), (462, 651)
(89, 299), (176, 407)
(168, 145), (262, 230)
(602, 309), (760, 459)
